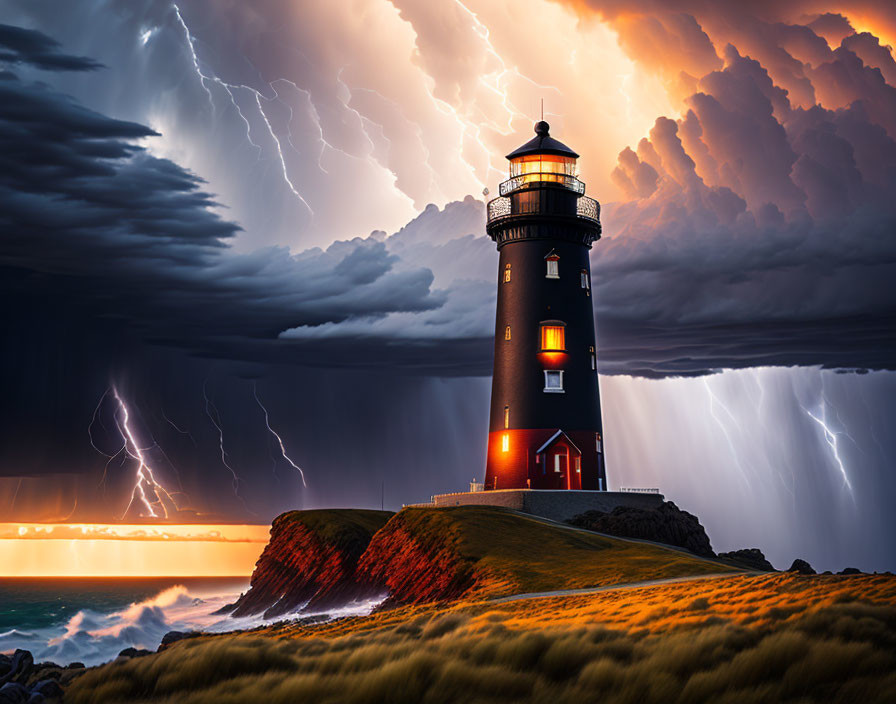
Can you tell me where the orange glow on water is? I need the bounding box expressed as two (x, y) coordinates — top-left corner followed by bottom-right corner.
(0, 523), (269, 577)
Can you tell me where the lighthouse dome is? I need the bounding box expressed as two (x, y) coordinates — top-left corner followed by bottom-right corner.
(506, 121), (579, 160)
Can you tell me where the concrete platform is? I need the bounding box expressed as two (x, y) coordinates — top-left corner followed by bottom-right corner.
(410, 489), (665, 523)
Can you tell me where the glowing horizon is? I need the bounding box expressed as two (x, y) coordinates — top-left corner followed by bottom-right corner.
(0, 523), (270, 577)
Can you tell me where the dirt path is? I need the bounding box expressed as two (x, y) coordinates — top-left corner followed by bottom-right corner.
(489, 571), (757, 604)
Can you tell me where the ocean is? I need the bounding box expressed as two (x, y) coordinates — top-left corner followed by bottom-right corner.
(0, 577), (250, 666)
(0, 577), (384, 667)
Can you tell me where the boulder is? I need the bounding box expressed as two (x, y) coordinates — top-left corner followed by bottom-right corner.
(158, 631), (202, 650)
(838, 567), (862, 575)
(787, 559), (816, 575)
(28, 681), (62, 700)
(0, 651), (33, 687)
(118, 648), (153, 659)
(567, 501), (715, 557)
(717, 548), (776, 571)
(0, 683), (29, 704)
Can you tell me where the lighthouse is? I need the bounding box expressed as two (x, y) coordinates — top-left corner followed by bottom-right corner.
(483, 121), (606, 492)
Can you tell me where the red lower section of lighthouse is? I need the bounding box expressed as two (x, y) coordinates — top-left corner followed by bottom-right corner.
(484, 429), (604, 491)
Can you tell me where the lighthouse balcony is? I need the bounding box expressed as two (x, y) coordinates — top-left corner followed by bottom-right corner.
(499, 172), (585, 196)
(487, 193), (600, 227)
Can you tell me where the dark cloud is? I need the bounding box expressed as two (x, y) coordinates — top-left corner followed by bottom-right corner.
(0, 23), (103, 71)
(596, 45), (896, 376)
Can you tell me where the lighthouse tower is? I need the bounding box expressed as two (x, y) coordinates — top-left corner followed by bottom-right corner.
(483, 121), (606, 492)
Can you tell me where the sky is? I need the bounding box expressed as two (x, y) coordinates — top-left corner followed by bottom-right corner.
(0, 0), (895, 573)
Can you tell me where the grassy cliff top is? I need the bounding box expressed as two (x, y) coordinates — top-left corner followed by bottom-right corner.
(274, 508), (394, 553)
(379, 506), (739, 598)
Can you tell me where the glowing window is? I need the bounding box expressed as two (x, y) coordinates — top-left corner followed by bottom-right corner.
(503, 405), (509, 429)
(505, 325), (512, 341)
(575, 456), (581, 472)
(581, 270), (590, 289)
(501, 433), (509, 452)
(540, 325), (565, 351)
(554, 454), (561, 472)
(504, 264), (511, 283)
(546, 257), (559, 279)
(544, 370), (564, 393)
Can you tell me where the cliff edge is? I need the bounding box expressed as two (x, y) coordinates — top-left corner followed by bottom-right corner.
(228, 509), (393, 618)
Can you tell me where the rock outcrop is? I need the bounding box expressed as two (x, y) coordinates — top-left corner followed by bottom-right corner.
(567, 501), (715, 557)
(788, 559), (816, 574)
(717, 548), (776, 571)
(0, 650), (72, 703)
(229, 509), (392, 618)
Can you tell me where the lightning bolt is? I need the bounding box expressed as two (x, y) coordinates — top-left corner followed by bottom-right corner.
(702, 376), (750, 488)
(86, 386), (184, 519)
(254, 384), (307, 487)
(803, 399), (855, 499)
(172, 4), (313, 213)
(10, 477), (22, 512)
(162, 408), (197, 446)
(203, 381), (253, 514)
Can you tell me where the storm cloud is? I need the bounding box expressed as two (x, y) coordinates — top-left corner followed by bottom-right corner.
(1, 6), (895, 571)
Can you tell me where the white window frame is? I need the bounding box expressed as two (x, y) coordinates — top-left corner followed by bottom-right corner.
(544, 370), (564, 393)
(554, 454), (561, 472)
(546, 258), (559, 279)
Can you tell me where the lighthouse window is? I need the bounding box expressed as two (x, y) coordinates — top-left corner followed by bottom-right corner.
(502, 433), (509, 452)
(540, 324), (565, 351)
(546, 258), (559, 279)
(504, 264), (511, 283)
(504, 405), (509, 429)
(590, 345), (596, 370)
(581, 270), (590, 290)
(596, 433), (603, 453)
(544, 370), (564, 393)
(505, 325), (512, 340)
(554, 454), (561, 472)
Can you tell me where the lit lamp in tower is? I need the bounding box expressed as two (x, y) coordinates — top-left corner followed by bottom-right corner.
(484, 121), (606, 492)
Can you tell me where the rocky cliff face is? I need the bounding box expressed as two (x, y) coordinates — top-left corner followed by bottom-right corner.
(228, 509), (392, 619)
(356, 511), (475, 605)
(567, 501), (715, 557)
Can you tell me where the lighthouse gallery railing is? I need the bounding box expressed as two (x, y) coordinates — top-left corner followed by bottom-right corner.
(487, 195), (600, 226)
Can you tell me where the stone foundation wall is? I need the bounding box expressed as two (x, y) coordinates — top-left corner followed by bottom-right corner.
(423, 489), (664, 523)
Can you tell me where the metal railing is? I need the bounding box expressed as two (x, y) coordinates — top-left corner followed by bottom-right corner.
(486, 194), (600, 226)
(499, 173), (585, 196)
(577, 196), (600, 221)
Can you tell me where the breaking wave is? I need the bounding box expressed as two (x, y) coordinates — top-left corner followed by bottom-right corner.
(0, 583), (383, 667)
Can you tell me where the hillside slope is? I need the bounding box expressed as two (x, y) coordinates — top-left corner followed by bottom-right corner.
(357, 506), (737, 603)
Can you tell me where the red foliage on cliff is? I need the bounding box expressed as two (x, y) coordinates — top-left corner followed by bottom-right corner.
(229, 509), (392, 618)
(357, 511), (476, 605)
